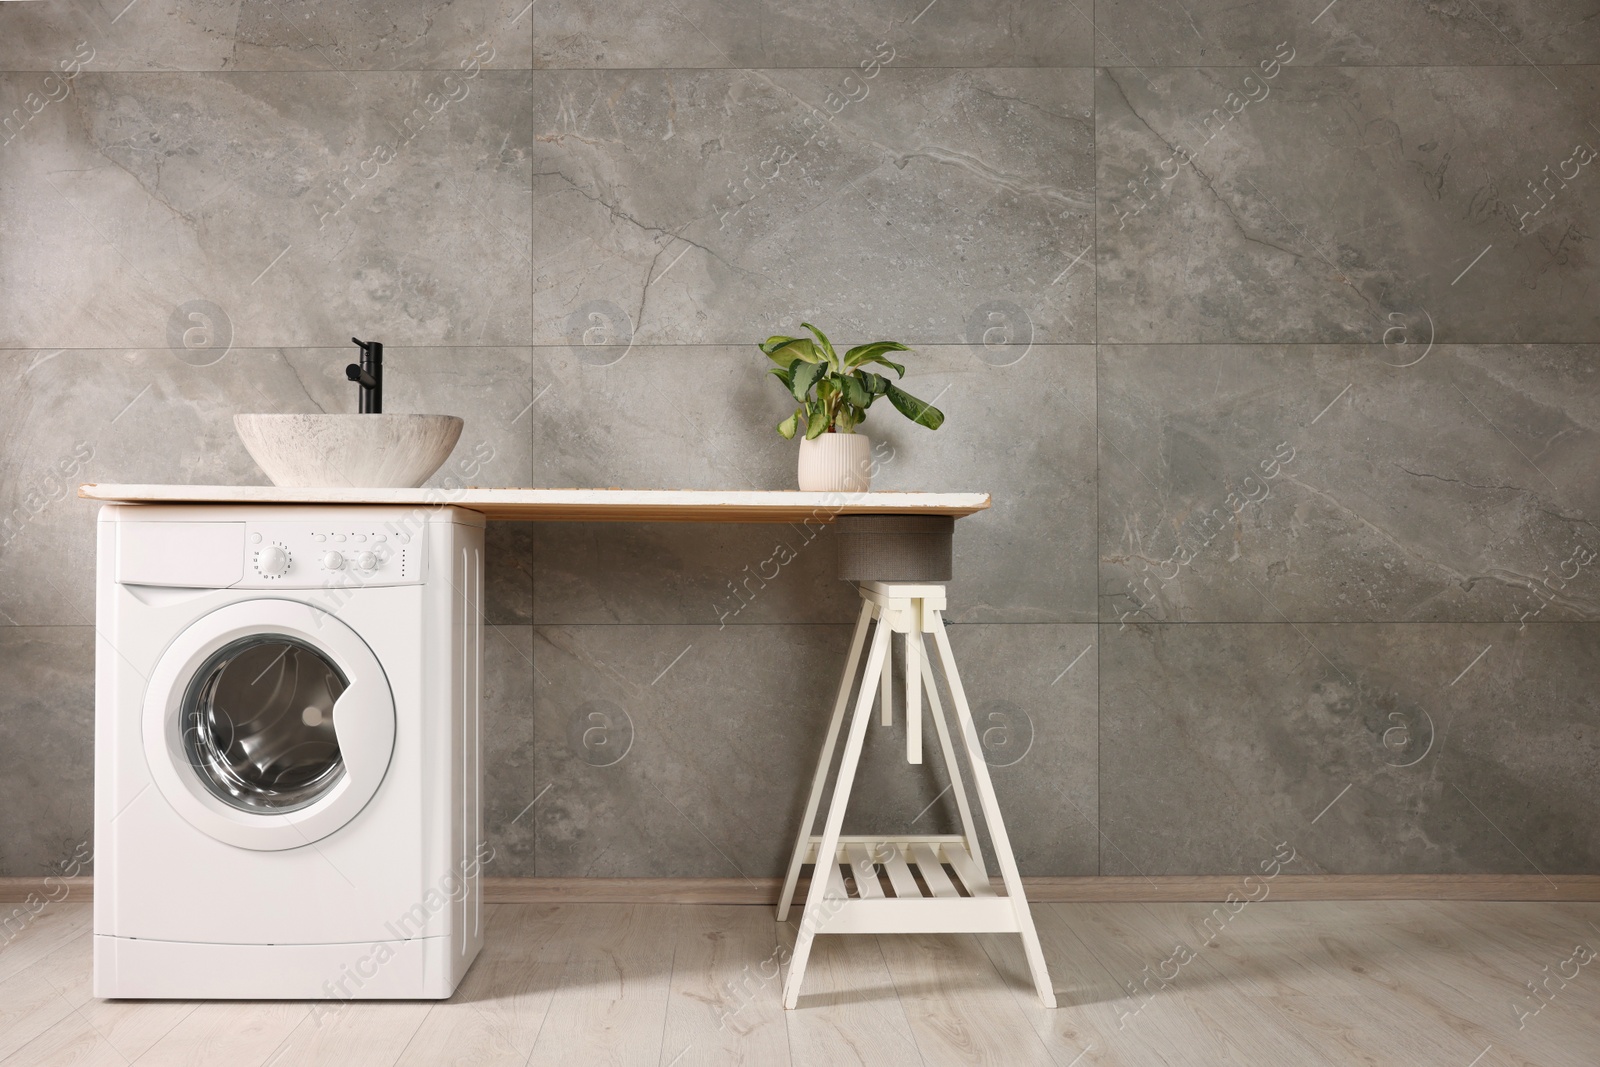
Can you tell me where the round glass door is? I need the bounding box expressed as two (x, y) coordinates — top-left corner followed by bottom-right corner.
(181, 635), (348, 812)
(144, 599), (395, 851)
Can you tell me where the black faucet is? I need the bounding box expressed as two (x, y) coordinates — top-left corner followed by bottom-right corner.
(346, 338), (383, 413)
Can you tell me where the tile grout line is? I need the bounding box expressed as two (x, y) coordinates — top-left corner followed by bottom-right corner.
(4, 63), (1600, 74)
(1092, 49), (1102, 880)
(527, 0), (540, 892)
(8, 340), (1600, 351)
(9, 342), (1600, 355)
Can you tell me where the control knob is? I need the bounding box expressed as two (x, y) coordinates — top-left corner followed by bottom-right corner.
(354, 551), (378, 572)
(256, 546), (289, 578)
(321, 552), (345, 571)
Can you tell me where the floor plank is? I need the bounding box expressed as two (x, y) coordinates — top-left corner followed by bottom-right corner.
(393, 904), (570, 1067)
(659, 905), (789, 1067)
(2, 900), (1599, 1066)
(0, 905), (91, 986)
(129, 1002), (309, 1067)
(1, 1007), (128, 1067)
(253, 999), (430, 1067)
(30, 925), (197, 1063)
(776, 925), (925, 1067)
(875, 930), (1060, 1066)
(524, 903), (678, 1067)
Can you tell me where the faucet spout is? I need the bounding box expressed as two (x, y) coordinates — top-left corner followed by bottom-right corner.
(347, 337), (384, 413)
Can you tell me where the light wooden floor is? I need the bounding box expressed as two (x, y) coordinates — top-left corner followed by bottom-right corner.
(2, 900), (1598, 1066)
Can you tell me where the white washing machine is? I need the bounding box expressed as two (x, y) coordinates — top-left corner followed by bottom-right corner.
(94, 503), (486, 1000)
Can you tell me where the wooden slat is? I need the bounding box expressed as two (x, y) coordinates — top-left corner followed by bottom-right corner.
(814, 897), (1018, 935)
(825, 862), (850, 902)
(77, 485), (992, 522)
(12, 874), (1600, 907)
(845, 845), (885, 899)
(802, 834), (967, 865)
(881, 850), (922, 899)
(910, 844), (959, 898)
(942, 844), (996, 898)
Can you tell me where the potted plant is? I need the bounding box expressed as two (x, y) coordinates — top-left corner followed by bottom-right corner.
(761, 322), (945, 492)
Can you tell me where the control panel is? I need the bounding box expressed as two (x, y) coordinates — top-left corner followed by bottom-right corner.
(241, 521), (425, 588)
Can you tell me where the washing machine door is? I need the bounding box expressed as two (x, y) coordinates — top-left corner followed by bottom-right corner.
(143, 599), (395, 852)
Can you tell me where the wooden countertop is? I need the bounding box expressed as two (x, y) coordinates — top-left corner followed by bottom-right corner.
(78, 485), (991, 523)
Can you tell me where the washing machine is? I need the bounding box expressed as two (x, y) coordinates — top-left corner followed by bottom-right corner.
(93, 503), (486, 999)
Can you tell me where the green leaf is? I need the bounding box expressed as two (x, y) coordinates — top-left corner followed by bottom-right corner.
(858, 371), (890, 396)
(789, 359), (827, 402)
(760, 334), (798, 356)
(862, 356), (905, 377)
(801, 322), (839, 367)
(840, 374), (871, 409)
(804, 406), (829, 440)
(886, 384), (945, 430)
(843, 341), (909, 367)
(768, 366), (793, 390)
(765, 338), (821, 365)
(777, 411), (800, 439)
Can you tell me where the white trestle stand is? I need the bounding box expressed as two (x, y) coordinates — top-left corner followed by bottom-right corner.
(776, 567), (1056, 1009)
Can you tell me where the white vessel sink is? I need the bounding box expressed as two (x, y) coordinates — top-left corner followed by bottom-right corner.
(235, 414), (464, 489)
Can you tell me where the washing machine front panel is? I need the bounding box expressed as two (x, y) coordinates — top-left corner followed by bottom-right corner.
(143, 599), (396, 852)
(115, 513), (428, 590)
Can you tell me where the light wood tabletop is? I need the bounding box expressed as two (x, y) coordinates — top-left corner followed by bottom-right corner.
(77, 485), (992, 523)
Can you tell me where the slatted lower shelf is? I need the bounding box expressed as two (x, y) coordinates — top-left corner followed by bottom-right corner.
(798, 834), (1022, 935)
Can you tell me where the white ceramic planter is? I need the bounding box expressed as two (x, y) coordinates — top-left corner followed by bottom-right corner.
(797, 432), (872, 493)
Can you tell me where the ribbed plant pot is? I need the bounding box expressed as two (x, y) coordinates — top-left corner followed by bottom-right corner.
(797, 432), (872, 493)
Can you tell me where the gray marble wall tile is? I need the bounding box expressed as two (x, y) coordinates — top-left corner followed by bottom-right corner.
(1097, 65), (1600, 343)
(532, 0), (1092, 68)
(0, 70), (533, 349)
(532, 66), (1092, 346)
(1099, 621), (1600, 876)
(483, 625), (537, 876)
(483, 523), (535, 626)
(1099, 345), (1600, 624)
(532, 622), (1096, 877)
(0, 347), (533, 627)
(527, 344), (1093, 624)
(941, 623), (1100, 876)
(0, 0), (535, 72)
(0, 349), (277, 626)
(532, 623), (852, 878)
(1096, 0), (1600, 68)
(0, 627), (94, 877)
